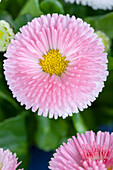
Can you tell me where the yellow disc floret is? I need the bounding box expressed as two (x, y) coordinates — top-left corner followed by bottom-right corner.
(108, 167), (113, 170)
(0, 30), (3, 39)
(39, 49), (69, 76)
(0, 162), (3, 169)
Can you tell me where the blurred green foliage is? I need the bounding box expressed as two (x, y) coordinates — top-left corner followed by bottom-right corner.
(0, 113), (28, 169)
(40, 0), (64, 14)
(19, 0), (43, 17)
(0, 0), (113, 169)
(14, 14), (33, 32)
(35, 116), (68, 151)
(85, 12), (113, 38)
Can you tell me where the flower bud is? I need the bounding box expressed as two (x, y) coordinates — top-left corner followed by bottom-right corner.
(0, 20), (14, 52)
(95, 30), (110, 52)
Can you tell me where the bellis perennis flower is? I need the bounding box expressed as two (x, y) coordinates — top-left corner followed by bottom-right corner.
(4, 14), (108, 119)
(0, 148), (23, 170)
(64, 0), (113, 10)
(49, 131), (113, 170)
(0, 20), (14, 52)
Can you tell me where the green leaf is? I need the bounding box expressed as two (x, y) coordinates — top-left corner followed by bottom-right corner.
(40, 0), (64, 15)
(0, 113), (28, 168)
(0, 91), (19, 109)
(19, 0), (43, 17)
(85, 12), (113, 39)
(0, 60), (20, 113)
(64, 2), (88, 19)
(16, 0), (26, 6)
(0, 11), (14, 28)
(96, 107), (113, 116)
(0, 0), (7, 10)
(35, 116), (68, 151)
(81, 108), (97, 129)
(26, 112), (37, 146)
(72, 113), (88, 133)
(0, 113), (27, 153)
(108, 57), (113, 70)
(93, 71), (113, 108)
(14, 14), (33, 33)
(0, 106), (5, 122)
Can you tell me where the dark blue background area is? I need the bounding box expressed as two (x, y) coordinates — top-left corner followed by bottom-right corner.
(28, 147), (53, 170)
(99, 123), (113, 133)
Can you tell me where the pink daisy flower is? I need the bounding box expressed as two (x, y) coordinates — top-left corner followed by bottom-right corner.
(0, 148), (23, 170)
(4, 14), (108, 119)
(49, 131), (113, 169)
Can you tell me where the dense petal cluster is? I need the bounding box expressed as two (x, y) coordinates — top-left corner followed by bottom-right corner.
(49, 131), (113, 169)
(64, 0), (113, 10)
(0, 20), (14, 52)
(4, 14), (108, 119)
(0, 148), (23, 170)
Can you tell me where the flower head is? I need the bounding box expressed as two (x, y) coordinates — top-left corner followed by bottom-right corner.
(0, 20), (14, 52)
(49, 131), (113, 169)
(95, 31), (110, 52)
(64, 0), (113, 10)
(0, 148), (23, 170)
(4, 14), (108, 119)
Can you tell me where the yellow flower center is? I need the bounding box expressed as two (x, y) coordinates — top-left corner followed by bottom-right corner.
(39, 49), (69, 76)
(108, 167), (113, 170)
(0, 30), (3, 39)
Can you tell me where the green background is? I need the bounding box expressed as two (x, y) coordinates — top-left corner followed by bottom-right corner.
(0, 0), (113, 169)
